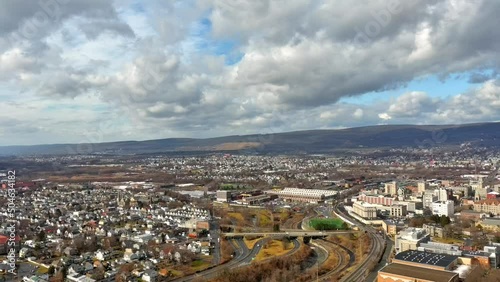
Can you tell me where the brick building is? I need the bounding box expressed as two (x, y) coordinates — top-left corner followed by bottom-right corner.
(377, 263), (459, 282)
(473, 199), (500, 215)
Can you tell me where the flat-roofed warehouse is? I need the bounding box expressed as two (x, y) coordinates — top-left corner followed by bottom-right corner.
(378, 263), (459, 282)
(394, 250), (459, 271)
(265, 187), (337, 204)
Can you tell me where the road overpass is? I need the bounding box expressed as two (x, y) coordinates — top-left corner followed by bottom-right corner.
(223, 230), (356, 238)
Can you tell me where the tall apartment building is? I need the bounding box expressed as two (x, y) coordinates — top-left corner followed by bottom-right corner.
(423, 192), (438, 208)
(431, 200), (455, 217)
(435, 188), (450, 201)
(358, 193), (395, 206)
(417, 181), (429, 194)
(385, 181), (398, 196)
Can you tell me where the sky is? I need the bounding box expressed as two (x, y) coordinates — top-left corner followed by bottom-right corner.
(1, 0), (500, 146)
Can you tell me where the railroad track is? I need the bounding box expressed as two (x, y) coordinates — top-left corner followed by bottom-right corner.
(332, 203), (386, 282)
(316, 239), (353, 282)
(282, 216), (304, 229)
(339, 230), (384, 282)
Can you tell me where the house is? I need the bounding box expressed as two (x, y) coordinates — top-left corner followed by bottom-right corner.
(95, 250), (106, 261)
(66, 274), (96, 282)
(22, 274), (50, 282)
(83, 261), (94, 272)
(142, 269), (158, 282)
(19, 247), (30, 258)
(68, 264), (85, 275)
(123, 248), (138, 262)
(64, 247), (77, 256)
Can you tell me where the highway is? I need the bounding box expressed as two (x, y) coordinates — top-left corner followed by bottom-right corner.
(174, 236), (302, 281)
(316, 239), (355, 282)
(209, 219), (221, 265)
(223, 230), (356, 237)
(176, 198), (383, 282)
(172, 237), (267, 282)
(334, 203), (386, 282)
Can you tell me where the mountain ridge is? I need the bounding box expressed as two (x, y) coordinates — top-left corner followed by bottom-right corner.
(2, 122), (499, 155)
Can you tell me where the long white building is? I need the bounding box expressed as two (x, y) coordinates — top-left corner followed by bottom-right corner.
(266, 187), (337, 203)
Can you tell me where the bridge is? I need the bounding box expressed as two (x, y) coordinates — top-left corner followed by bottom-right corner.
(222, 230), (357, 238)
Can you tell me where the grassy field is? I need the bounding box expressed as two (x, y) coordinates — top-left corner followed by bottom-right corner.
(255, 239), (293, 261)
(169, 269), (184, 277)
(191, 259), (212, 271)
(258, 210), (272, 227)
(432, 237), (464, 244)
(244, 236), (263, 249)
(310, 218), (347, 230)
(228, 212), (246, 225)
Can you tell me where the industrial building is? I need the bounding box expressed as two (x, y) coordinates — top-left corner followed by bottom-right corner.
(395, 228), (430, 253)
(385, 181), (397, 196)
(377, 263), (459, 282)
(393, 250), (458, 271)
(266, 187), (337, 204)
(417, 242), (462, 256)
(216, 190), (231, 202)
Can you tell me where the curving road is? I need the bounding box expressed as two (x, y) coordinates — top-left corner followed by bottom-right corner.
(173, 237), (268, 282)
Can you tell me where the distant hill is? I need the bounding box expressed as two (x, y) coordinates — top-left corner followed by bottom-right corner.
(1, 122), (500, 155)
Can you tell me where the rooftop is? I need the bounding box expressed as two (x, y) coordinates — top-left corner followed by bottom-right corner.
(379, 263), (458, 282)
(475, 199), (500, 205)
(482, 217), (500, 225)
(462, 250), (492, 258)
(397, 227), (428, 241)
(394, 250), (458, 267)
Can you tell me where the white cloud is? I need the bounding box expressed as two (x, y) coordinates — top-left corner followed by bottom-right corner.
(378, 113), (392, 120)
(1, 0), (500, 145)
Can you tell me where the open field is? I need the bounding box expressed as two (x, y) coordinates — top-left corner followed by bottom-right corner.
(228, 212), (246, 225)
(255, 239), (293, 261)
(244, 236), (263, 249)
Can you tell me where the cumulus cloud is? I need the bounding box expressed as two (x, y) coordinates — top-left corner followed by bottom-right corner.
(387, 91), (438, 118)
(378, 113), (392, 121)
(1, 0), (500, 145)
